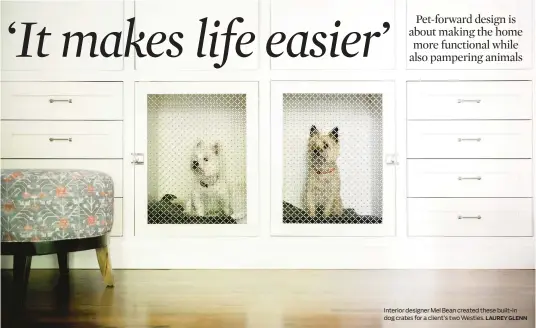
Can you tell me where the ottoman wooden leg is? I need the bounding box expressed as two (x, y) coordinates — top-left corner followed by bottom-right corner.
(57, 252), (69, 276)
(96, 246), (114, 287)
(13, 255), (32, 307)
(56, 252), (70, 296)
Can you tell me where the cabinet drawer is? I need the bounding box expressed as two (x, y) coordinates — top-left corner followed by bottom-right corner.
(407, 81), (533, 120)
(407, 159), (532, 198)
(1, 121), (123, 159)
(407, 121), (532, 159)
(408, 198), (533, 237)
(1, 82), (123, 120)
(1, 1), (124, 71)
(1, 159), (123, 197)
(111, 198), (123, 237)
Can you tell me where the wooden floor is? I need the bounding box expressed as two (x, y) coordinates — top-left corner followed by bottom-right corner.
(1, 269), (534, 328)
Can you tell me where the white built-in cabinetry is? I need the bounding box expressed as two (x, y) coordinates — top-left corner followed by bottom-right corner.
(1, 82), (124, 237)
(0, 0), (534, 269)
(407, 81), (534, 237)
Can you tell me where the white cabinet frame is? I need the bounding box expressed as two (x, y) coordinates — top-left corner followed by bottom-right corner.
(134, 82), (260, 237)
(270, 81), (397, 236)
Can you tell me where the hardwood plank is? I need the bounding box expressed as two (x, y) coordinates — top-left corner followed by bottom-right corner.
(1, 270), (534, 328)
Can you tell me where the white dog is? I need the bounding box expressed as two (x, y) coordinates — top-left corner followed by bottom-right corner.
(186, 140), (232, 217)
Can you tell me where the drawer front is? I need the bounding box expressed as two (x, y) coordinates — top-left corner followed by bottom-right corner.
(1, 121), (123, 159)
(1, 1), (124, 71)
(1, 82), (123, 120)
(407, 81), (533, 120)
(111, 198), (123, 237)
(407, 121), (533, 159)
(407, 160), (532, 197)
(1, 159), (123, 197)
(406, 0), (533, 70)
(408, 198), (533, 237)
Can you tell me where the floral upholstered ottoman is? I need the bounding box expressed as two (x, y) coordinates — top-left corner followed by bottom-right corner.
(1, 169), (114, 242)
(1, 169), (115, 306)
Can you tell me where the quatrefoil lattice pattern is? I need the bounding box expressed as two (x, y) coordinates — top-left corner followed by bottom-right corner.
(282, 93), (383, 224)
(146, 94), (247, 225)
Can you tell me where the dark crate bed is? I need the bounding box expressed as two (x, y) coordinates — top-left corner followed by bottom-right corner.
(147, 195), (238, 224)
(283, 201), (382, 224)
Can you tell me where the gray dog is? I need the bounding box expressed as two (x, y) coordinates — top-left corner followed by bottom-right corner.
(304, 125), (343, 218)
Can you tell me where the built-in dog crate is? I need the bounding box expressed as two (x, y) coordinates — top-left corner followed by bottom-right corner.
(271, 81), (396, 236)
(134, 82), (259, 236)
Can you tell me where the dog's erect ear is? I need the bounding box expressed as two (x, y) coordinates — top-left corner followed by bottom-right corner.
(310, 125), (319, 137)
(213, 142), (220, 155)
(329, 127), (339, 143)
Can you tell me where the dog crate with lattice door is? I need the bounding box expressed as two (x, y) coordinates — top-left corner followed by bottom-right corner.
(134, 82), (259, 236)
(271, 81), (396, 236)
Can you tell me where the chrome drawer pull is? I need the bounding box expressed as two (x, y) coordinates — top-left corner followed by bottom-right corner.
(457, 99), (481, 104)
(458, 138), (481, 142)
(49, 137), (72, 142)
(458, 176), (481, 181)
(458, 215), (482, 220)
(49, 98), (72, 104)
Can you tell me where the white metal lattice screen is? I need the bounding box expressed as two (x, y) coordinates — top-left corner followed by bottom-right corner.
(282, 93), (383, 224)
(147, 94), (247, 225)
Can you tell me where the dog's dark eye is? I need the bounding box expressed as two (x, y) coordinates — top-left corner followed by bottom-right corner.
(203, 157), (208, 162)
(323, 142), (329, 149)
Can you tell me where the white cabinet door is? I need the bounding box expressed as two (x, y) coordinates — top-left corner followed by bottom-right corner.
(406, 0), (533, 70)
(1, 121), (123, 159)
(111, 199), (123, 237)
(1, 0), (124, 71)
(407, 81), (533, 120)
(134, 82), (259, 237)
(408, 198), (533, 237)
(271, 81), (396, 236)
(407, 121), (533, 159)
(1, 82), (123, 120)
(407, 159), (532, 198)
(134, 0), (259, 71)
(270, 0), (395, 70)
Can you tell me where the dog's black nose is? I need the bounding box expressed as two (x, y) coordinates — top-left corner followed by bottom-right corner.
(313, 149), (321, 156)
(192, 161), (199, 169)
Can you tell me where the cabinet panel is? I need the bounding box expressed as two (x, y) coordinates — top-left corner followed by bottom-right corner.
(271, 0), (395, 70)
(407, 121), (533, 159)
(1, 82), (123, 120)
(134, 82), (259, 237)
(271, 81), (396, 236)
(135, 0), (259, 71)
(407, 159), (532, 198)
(407, 81), (533, 120)
(111, 198), (123, 237)
(408, 198), (533, 237)
(1, 121), (123, 159)
(1, 0), (124, 71)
